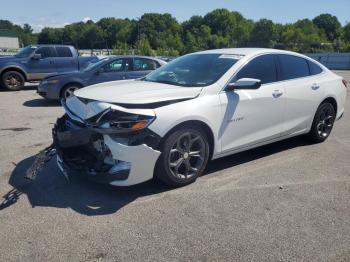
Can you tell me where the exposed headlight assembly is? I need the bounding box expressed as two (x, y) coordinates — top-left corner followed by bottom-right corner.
(96, 109), (155, 133)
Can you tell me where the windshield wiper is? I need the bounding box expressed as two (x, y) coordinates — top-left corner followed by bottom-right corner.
(143, 78), (184, 87)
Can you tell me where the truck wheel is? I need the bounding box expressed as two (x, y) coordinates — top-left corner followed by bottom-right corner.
(155, 127), (210, 187)
(1, 71), (25, 91)
(307, 102), (336, 143)
(61, 84), (81, 101)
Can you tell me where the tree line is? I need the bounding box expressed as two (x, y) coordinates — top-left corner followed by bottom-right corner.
(1, 9), (350, 56)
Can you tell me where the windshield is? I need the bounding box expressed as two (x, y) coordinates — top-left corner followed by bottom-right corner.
(144, 53), (241, 87)
(14, 46), (37, 58)
(83, 57), (110, 72)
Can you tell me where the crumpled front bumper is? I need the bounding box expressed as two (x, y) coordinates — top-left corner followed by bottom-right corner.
(53, 116), (161, 186)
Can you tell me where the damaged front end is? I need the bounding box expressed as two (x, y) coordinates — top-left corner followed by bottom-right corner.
(53, 96), (161, 186)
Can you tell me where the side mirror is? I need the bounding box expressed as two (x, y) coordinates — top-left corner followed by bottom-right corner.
(226, 78), (261, 91)
(31, 53), (42, 60)
(95, 68), (103, 75)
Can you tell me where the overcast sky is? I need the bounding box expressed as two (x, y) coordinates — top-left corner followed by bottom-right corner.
(1, 0), (349, 32)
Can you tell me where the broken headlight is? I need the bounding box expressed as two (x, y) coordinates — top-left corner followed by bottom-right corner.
(98, 110), (155, 132)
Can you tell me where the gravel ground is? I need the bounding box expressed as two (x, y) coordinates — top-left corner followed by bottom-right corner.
(0, 71), (349, 262)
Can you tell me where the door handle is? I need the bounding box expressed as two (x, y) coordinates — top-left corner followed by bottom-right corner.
(311, 83), (320, 90)
(272, 90), (283, 98)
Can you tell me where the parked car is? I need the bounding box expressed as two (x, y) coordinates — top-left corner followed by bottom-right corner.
(0, 45), (98, 91)
(52, 48), (347, 187)
(37, 56), (166, 100)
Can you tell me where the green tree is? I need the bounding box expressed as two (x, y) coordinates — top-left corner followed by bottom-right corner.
(280, 19), (327, 52)
(343, 22), (350, 42)
(249, 19), (277, 47)
(136, 37), (153, 56)
(313, 14), (341, 41)
(134, 13), (183, 52)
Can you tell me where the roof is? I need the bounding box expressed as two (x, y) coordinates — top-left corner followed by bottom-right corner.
(0, 29), (17, 38)
(196, 48), (301, 57)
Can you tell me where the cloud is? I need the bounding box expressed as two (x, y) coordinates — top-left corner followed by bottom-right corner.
(82, 17), (93, 23)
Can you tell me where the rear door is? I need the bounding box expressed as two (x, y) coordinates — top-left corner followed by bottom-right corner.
(277, 54), (325, 136)
(27, 46), (56, 79)
(87, 58), (127, 85)
(219, 54), (286, 152)
(54, 46), (78, 73)
(125, 57), (160, 79)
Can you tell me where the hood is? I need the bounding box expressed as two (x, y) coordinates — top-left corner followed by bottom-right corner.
(44, 71), (83, 80)
(0, 56), (23, 63)
(74, 80), (202, 105)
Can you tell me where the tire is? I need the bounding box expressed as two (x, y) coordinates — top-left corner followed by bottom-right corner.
(1, 71), (25, 91)
(307, 102), (336, 143)
(60, 84), (81, 101)
(155, 127), (210, 187)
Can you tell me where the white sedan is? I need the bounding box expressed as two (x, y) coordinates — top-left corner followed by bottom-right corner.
(53, 48), (347, 187)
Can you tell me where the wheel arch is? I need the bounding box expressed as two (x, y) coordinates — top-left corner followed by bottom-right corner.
(0, 67), (27, 81)
(60, 82), (84, 98)
(160, 120), (215, 160)
(321, 97), (338, 115)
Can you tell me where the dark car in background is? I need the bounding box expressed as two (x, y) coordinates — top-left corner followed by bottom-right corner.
(37, 56), (166, 100)
(0, 45), (98, 91)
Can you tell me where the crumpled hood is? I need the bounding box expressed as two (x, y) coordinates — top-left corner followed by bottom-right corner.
(74, 80), (202, 104)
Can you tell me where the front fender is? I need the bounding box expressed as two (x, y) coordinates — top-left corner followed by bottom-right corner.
(149, 95), (223, 156)
(0, 64), (28, 80)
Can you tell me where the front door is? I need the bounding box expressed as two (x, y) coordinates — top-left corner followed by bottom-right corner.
(88, 58), (127, 85)
(27, 46), (56, 80)
(219, 54), (285, 152)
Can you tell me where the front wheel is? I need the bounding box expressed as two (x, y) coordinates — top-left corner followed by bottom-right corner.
(307, 102), (336, 143)
(1, 71), (25, 91)
(155, 127), (210, 187)
(60, 84), (81, 101)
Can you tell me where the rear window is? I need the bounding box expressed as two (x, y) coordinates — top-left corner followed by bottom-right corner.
(278, 55), (309, 80)
(308, 60), (323, 75)
(55, 47), (73, 57)
(235, 54), (277, 85)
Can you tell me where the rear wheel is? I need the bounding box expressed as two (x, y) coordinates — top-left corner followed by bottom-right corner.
(1, 71), (25, 91)
(61, 84), (81, 101)
(307, 102), (336, 143)
(155, 127), (210, 187)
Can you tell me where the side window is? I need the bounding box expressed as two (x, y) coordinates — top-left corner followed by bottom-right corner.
(102, 59), (125, 73)
(55, 47), (73, 57)
(278, 55), (310, 80)
(235, 54), (277, 85)
(133, 58), (158, 71)
(35, 47), (53, 58)
(307, 60), (323, 75)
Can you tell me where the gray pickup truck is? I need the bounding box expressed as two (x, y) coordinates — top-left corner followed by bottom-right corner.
(0, 45), (98, 90)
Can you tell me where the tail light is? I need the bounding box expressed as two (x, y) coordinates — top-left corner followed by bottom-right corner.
(342, 79), (348, 88)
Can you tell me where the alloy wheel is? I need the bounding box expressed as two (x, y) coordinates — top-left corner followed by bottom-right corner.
(64, 86), (79, 100)
(5, 74), (22, 89)
(168, 132), (206, 179)
(317, 105), (335, 138)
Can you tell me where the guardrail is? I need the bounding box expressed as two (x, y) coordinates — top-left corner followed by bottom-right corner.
(305, 53), (350, 70)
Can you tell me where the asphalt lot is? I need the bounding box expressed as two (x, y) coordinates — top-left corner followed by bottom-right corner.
(0, 71), (349, 261)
